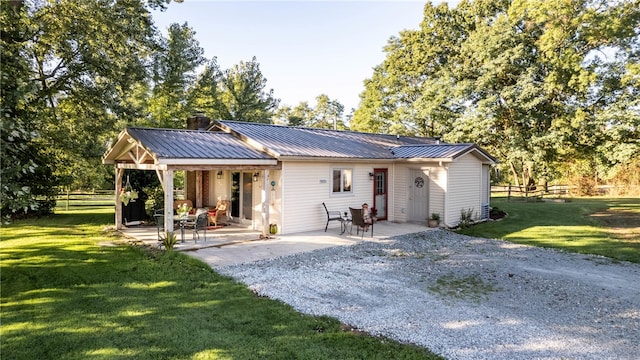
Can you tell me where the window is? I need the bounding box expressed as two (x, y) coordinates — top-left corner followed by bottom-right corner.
(332, 168), (352, 193)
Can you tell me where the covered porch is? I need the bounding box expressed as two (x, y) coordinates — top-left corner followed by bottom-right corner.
(102, 127), (280, 237)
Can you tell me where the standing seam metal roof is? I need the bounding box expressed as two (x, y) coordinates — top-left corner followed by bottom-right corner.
(126, 127), (274, 160)
(217, 121), (438, 159)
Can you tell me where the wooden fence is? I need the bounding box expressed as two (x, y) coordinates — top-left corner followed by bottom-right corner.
(56, 190), (114, 210)
(491, 184), (634, 201)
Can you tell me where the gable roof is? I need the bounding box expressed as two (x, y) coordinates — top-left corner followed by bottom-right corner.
(213, 120), (437, 159)
(392, 143), (496, 163)
(102, 127), (276, 166)
(213, 121), (496, 163)
(103, 121), (496, 166)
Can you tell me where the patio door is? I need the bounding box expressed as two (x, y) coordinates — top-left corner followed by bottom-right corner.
(231, 172), (253, 223)
(373, 168), (387, 220)
(408, 169), (429, 223)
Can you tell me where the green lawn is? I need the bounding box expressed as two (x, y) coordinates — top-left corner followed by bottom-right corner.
(458, 197), (640, 264)
(1, 208), (439, 360)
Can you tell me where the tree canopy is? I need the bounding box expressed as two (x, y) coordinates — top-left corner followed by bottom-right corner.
(352, 0), (640, 188)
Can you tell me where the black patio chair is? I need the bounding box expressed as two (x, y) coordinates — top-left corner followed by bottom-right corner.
(185, 211), (208, 243)
(349, 207), (373, 238)
(323, 202), (343, 232)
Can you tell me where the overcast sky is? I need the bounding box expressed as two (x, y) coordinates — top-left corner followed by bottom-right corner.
(152, 1), (457, 114)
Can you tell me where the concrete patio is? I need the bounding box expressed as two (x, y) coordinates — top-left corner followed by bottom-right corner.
(119, 221), (434, 267)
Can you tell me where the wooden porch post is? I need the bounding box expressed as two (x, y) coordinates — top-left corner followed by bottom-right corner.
(115, 167), (124, 230)
(261, 169), (270, 237)
(195, 170), (203, 208)
(163, 170), (174, 233)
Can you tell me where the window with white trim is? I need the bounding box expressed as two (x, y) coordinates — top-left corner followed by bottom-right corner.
(332, 168), (352, 193)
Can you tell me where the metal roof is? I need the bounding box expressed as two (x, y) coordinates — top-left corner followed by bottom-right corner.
(392, 143), (496, 162)
(216, 121), (437, 159)
(126, 127), (273, 160)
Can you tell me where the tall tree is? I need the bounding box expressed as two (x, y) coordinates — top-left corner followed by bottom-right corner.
(1, 0), (164, 217)
(274, 95), (346, 129)
(209, 57), (280, 123)
(353, 0), (640, 187)
(147, 22), (206, 128)
(1, 1), (55, 218)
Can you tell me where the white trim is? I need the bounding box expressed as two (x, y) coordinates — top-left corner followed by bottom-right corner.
(158, 158), (277, 166)
(330, 167), (354, 196)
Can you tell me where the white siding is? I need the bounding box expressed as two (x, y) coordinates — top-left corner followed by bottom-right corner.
(445, 155), (482, 227)
(391, 163), (446, 224)
(280, 161), (384, 234)
(392, 164), (409, 223)
(429, 166), (446, 221)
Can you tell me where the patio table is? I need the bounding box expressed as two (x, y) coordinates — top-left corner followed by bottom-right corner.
(178, 215), (196, 243)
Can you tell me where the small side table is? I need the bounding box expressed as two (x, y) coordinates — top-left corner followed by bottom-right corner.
(340, 213), (352, 235)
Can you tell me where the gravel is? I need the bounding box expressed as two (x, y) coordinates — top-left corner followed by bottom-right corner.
(217, 229), (640, 360)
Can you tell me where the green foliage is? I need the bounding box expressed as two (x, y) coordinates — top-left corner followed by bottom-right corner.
(275, 94), (347, 129)
(160, 231), (178, 251)
(459, 208), (474, 229)
(354, 0), (640, 188)
(458, 197), (640, 263)
(0, 1), (57, 219)
(430, 213), (440, 221)
(148, 22), (206, 128)
(0, 208), (440, 359)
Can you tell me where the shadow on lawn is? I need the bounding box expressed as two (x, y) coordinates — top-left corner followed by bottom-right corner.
(2, 237), (436, 359)
(458, 197), (640, 263)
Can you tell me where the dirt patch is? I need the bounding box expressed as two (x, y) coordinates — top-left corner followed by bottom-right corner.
(590, 209), (640, 241)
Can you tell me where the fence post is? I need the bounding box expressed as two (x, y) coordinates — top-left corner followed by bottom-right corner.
(66, 188), (70, 211)
(507, 184), (511, 201)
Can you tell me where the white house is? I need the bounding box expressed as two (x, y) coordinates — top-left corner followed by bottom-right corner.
(102, 116), (496, 235)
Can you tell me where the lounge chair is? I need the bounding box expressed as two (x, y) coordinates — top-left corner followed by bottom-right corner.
(208, 200), (230, 227)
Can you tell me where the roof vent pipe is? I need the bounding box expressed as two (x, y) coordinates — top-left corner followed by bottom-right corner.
(434, 136), (441, 144)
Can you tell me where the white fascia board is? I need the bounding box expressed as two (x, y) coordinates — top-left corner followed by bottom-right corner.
(453, 148), (496, 164)
(157, 158), (278, 166)
(278, 156), (396, 163)
(400, 158), (453, 163)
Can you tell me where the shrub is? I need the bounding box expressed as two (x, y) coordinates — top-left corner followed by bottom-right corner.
(459, 208), (474, 229)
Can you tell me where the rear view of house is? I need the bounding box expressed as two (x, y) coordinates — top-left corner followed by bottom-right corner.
(103, 116), (496, 235)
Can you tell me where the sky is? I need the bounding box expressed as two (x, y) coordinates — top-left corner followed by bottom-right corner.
(151, 1), (455, 114)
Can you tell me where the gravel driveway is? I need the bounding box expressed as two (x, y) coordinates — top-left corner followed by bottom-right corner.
(217, 229), (640, 360)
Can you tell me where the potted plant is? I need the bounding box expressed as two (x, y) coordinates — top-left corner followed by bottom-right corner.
(428, 213), (440, 228)
(176, 203), (192, 219)
(119, 189), (138, 206)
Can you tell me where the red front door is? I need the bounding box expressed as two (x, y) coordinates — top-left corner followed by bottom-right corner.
(373, 168), (388, 220)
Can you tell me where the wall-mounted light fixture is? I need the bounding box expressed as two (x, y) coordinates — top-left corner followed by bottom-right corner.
(369, 172), (375, 181)
(216, 171), (223, 179)
(253, 172), (259, 182)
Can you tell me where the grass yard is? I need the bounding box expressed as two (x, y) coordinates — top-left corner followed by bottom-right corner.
(458, 197), (640, 264)
(1, 208), (440, 360)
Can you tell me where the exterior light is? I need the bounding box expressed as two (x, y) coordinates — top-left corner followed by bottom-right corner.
(369, 172), (374, 180)
(253, 172), (259, 182)
(216, 171), (223, 179)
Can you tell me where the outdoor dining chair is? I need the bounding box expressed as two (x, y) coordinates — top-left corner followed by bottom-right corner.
(183, 210), (208, 243)
(323, 202), (343, 232)
(349, 207), (373, 238)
